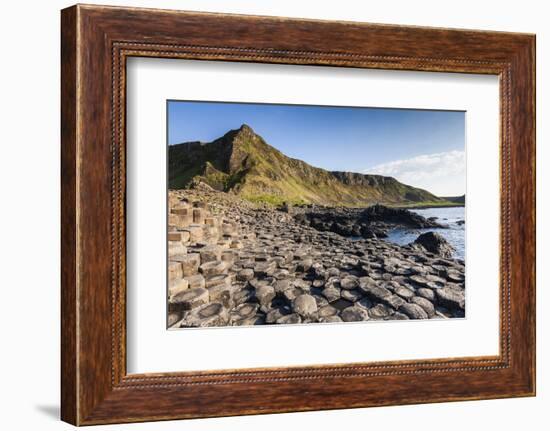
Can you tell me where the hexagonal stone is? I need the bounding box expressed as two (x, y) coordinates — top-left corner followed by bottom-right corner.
(207, 283), (234, 309)
(167, 311), (182, 328)
(205, 274), (230, 288)
(341, 289), (363, 303)
(319, 315), (343, 323)
(168, 240), (187, 258)
(199, 245), (222, 263)
(180, 253), (200, 276)
(256, 285), (276, 306)
(265, 307), (291, 324)
(318, 304), (339, 318)
(398, 302), (429, 319)
(184, 274), (206, 290)
(340, 276), (359, 290)
(276, 313), (302, 324)
(168, 278), (189, 298)
(171, 287), (209, 310)
(183, 302), (228, 327)
(236, 268), (255, 282)
(321, 285), (341, 302)
(416, 287), (436, 302)
(361, 285), (392, 301)
(435, 286), (465, 310)
(381, 294), (406, 310)
(199, 260), (226, 277)
(230, 303), (259, 322)
(341, 305), (370, 322)
(292, 294), (318, 319)
(368, 303), (393, 319)
(411, 296), (436, 317)
(394, 285), (415, 300)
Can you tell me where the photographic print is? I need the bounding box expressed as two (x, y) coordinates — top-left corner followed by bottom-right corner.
(167, 101), (466, 328)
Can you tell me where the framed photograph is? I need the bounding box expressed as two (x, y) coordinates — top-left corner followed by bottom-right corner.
(61, 4), (536, 425)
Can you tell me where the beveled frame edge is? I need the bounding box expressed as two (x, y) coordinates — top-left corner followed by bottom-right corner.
(61, 4), (535, 425)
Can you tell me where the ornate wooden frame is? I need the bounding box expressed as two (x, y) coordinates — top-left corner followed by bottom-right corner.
(61, 4), (536, 425)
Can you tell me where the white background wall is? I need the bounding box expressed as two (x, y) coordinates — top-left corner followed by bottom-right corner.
(0, 0), (546, 429)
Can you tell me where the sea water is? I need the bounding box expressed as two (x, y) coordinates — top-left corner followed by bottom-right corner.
(385, 206), (465, 260)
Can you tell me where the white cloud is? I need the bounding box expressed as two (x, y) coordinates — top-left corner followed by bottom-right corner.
(365, 150), (466, 196)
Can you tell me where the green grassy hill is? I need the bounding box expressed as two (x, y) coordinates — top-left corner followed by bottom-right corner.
(168, 124), (455, 207)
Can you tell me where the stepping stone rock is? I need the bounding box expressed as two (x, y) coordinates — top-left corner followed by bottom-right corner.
(169, 241), (187, 257)
(199, 245), (222, 263)
(207, 283), (234, 308)
(411, 296), (436, 317)
(319, 315), (343, 323)
(184, 274), (206, 290)
(416, 287), (436, 302)
(205, 274), (230, 288)
(318, 304), (339, 318)
(321, 285), (341, 303)
(230, 303), (259, 321)
(341, 305), (370, 322)
(199, 260), (226, 277)
(276, 313), (302, 324)
(171, 287), (209, 310)
(184, 302), (229, 327)
(341, 289), (363, 303)
(184, 225), (204, 243)
(237, 268), (255, 282)
(368, 303), (392, 319)
(435, 286), (465, 310)
(340, 276), (359, 290)
(256, 285), (276, 306)
(292, 294), (318, 319)
(168, 278), (189, 298)
(180, 253), (200, 276)
(394, 285), (415, 300)
(398, 302), (429, 319)
(168, 261), (182, 281)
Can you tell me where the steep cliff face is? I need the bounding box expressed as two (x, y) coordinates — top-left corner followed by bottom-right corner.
(168, 124), (448, 207)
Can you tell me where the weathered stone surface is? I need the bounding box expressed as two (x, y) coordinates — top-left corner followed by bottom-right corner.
(199, 245), (222, 263)
(168, 311), (182, 328)
(411, 296), (436, 317)
(276, 313), (302, 324)
(318, 304), (339, 318)
(292, 294), (318, 319)
(199, 260), (226, 277)
(171, 287), (209, 310)
(368, 303), (392, 319)
(168, 240), (187, 257)
(168, 261), (182, 281)
(184, 274), (206, 290)
(168, 278), (189, 298)
(180, 253), (200, 276)
(416, 287), (436, 302)
(398, 302), (429, 319)
(184, 224), (204, 242)
(321, 285), (341, 303)
(341, 305), (370, 322)
(185, 302), (229, 327)
(341, 289), (363, 303)
(205, 274), (230, 288)
(340, 276), (359, 290)
(256, 285), (276, 306)
(413, 232), (455, 258)
(436, 286), (465, 310)
(394, 285), (415, 300)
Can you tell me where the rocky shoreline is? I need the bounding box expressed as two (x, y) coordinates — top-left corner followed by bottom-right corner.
(167, 188), (465, 328)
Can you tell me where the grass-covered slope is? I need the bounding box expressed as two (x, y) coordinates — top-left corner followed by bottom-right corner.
(168, 124), (455, 207)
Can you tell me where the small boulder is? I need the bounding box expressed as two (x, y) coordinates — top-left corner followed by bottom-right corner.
(413, 232), (455, 258)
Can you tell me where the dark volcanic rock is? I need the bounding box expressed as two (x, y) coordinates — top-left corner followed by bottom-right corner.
(413, 232), (455, 258)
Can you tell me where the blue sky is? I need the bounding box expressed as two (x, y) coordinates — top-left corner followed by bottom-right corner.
(168, 101), (465, 196)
